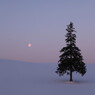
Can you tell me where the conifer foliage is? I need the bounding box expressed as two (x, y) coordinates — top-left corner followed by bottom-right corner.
(56, 22), (87, 81)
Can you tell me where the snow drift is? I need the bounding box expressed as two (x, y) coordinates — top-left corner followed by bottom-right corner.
(0, 59), (95, 95)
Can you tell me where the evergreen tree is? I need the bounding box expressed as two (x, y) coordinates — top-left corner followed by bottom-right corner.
(56, 22), (87, 81)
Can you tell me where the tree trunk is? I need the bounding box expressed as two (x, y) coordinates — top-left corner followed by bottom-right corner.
(70, 70), (73, 81)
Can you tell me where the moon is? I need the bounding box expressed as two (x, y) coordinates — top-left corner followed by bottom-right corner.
(28, 43), (32, 47)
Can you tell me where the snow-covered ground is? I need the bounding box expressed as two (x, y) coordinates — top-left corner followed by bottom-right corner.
(0, 59), (95, 95)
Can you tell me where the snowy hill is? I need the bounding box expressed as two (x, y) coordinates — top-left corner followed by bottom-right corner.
(0, 59), (95, 95)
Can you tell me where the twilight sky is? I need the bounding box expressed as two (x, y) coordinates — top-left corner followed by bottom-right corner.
(0, 0), (95, 63)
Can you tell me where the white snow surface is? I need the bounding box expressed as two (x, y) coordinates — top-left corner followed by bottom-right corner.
(0, 59), (95, 95)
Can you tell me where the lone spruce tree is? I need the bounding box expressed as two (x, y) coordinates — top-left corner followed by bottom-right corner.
(56, 22), (86, 81)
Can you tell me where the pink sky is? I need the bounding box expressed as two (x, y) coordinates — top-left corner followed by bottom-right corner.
(0, 0), (95, 63)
